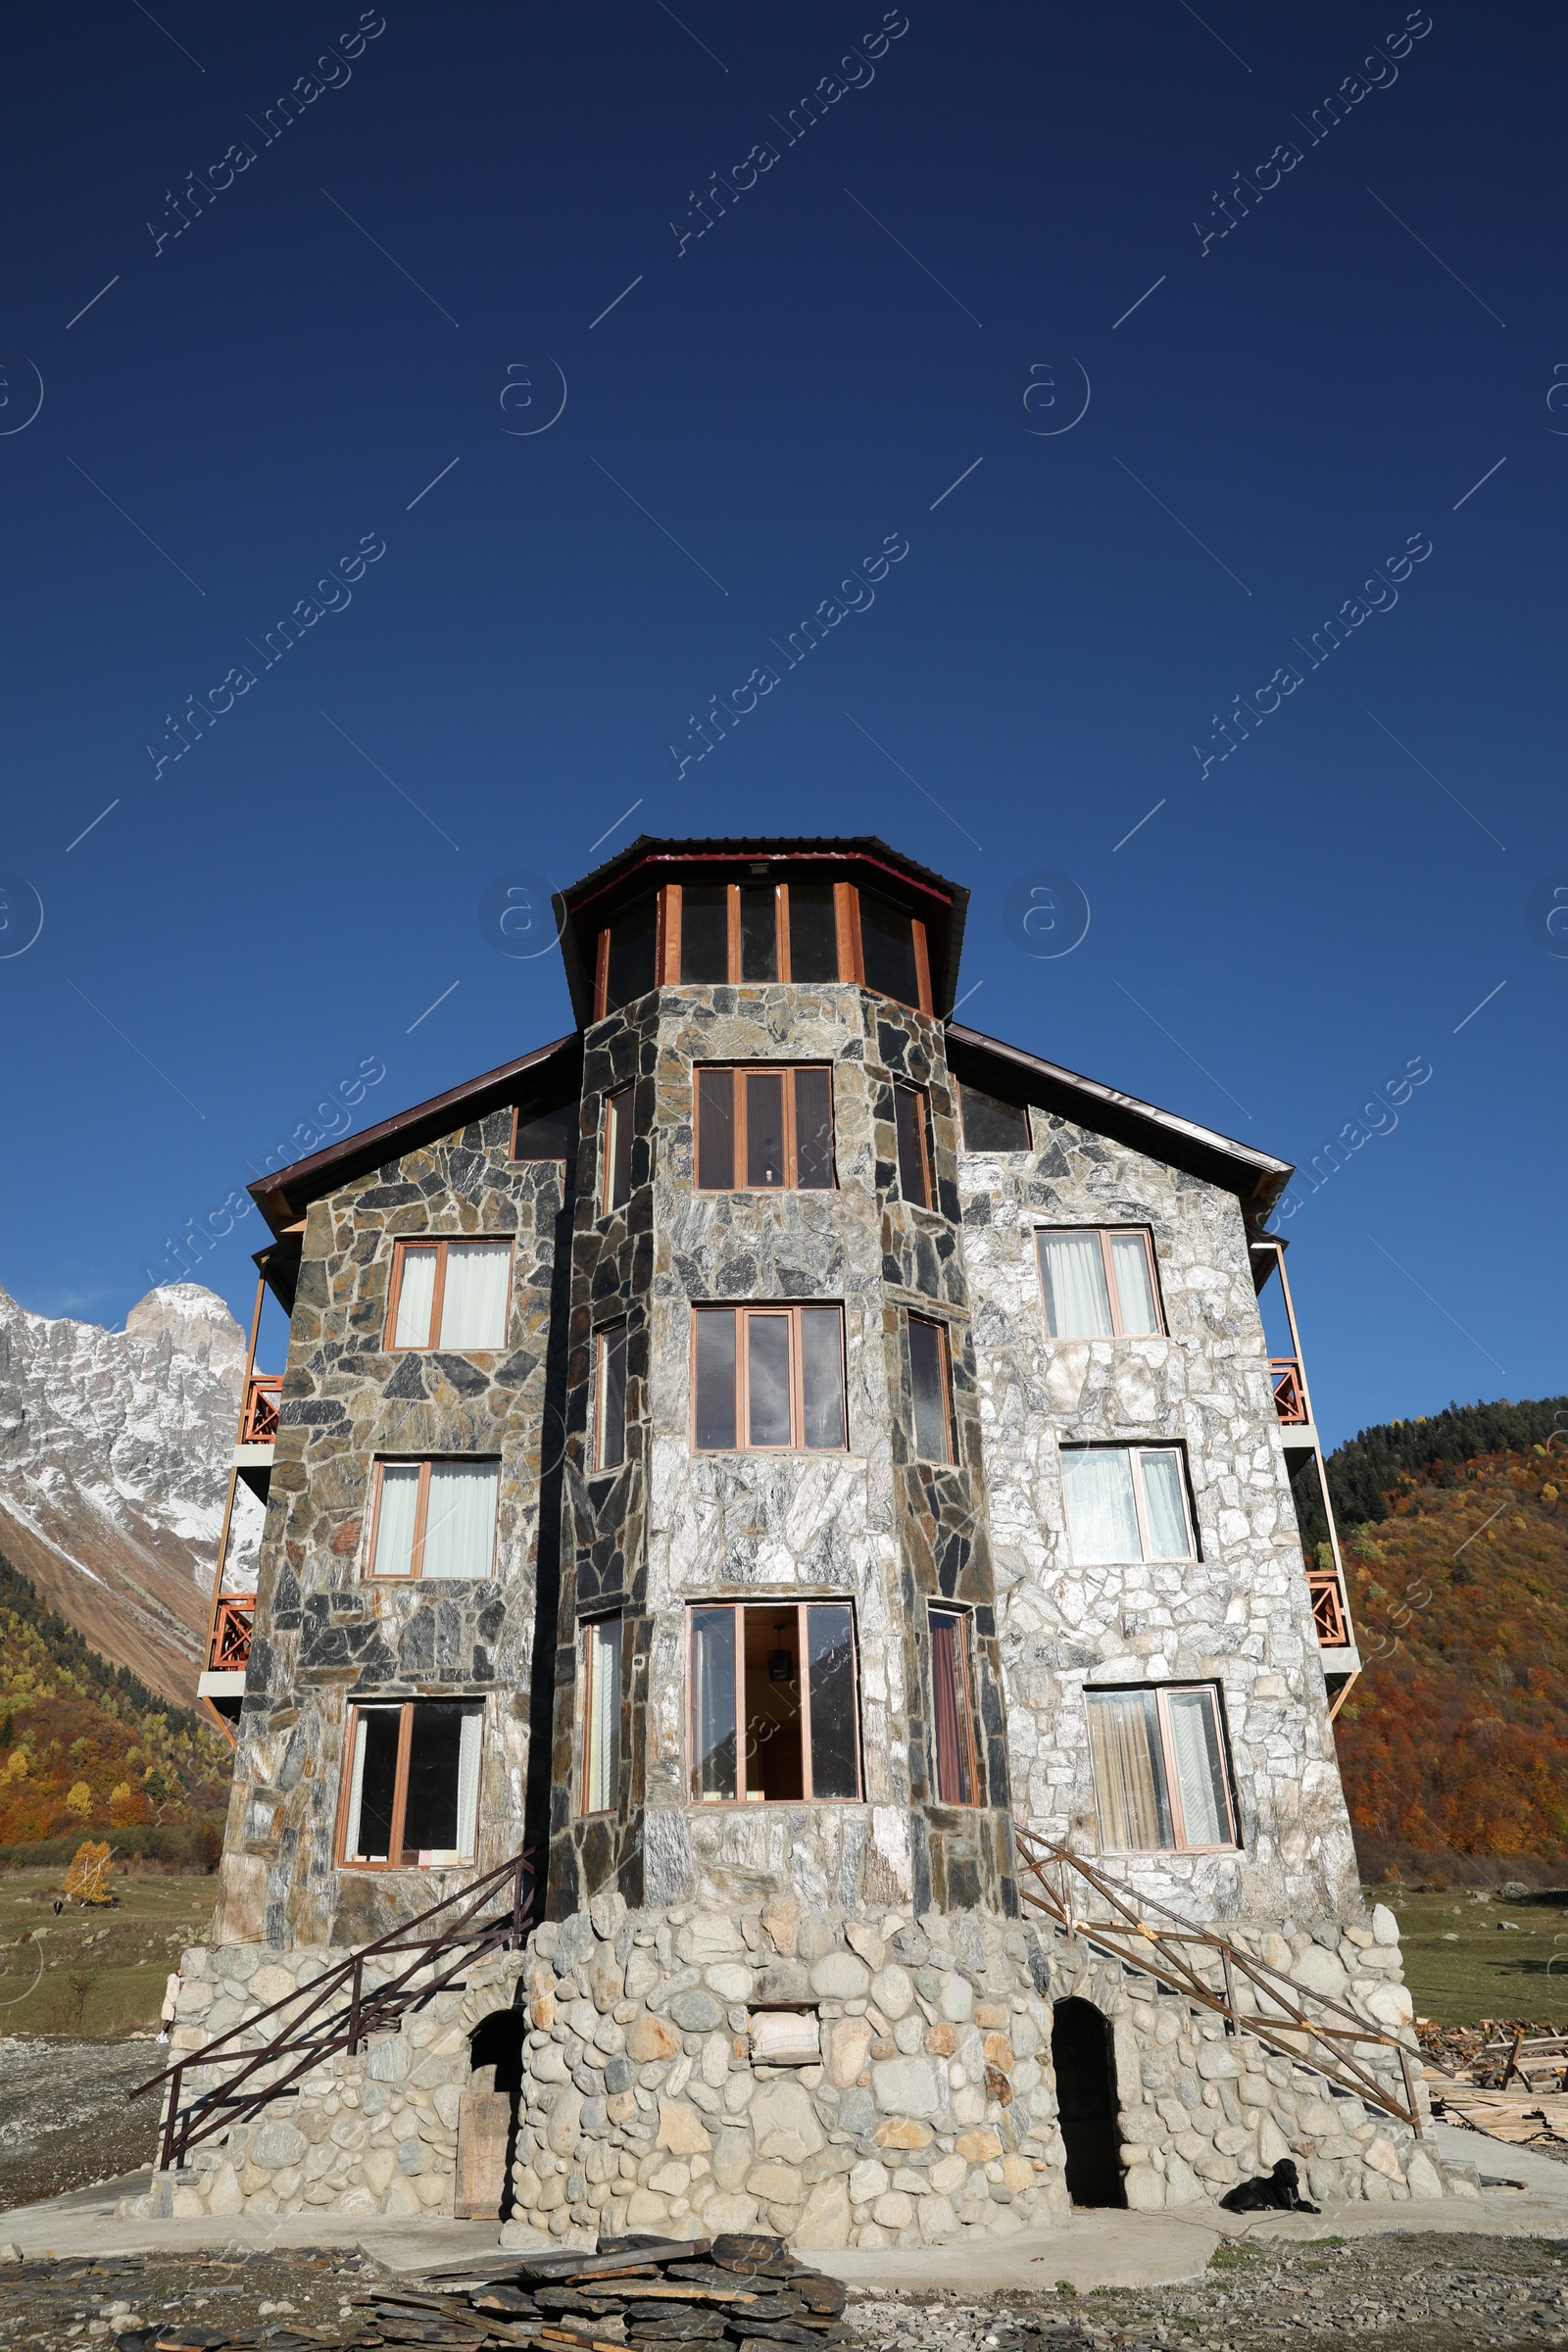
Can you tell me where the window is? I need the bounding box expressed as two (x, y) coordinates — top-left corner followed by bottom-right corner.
(893, 1085), (932, 1207)
(512, 1100), (577, 1160)
(602, 898), (657, 1013)
(695, 1065), (834, 1191)
(787, 883), (839, 982)
(692, 1305), (847, 1451)
(368, 1459), (500, 1581)
(1060, 1446), (1194, 1563)
(604, 1088), (635, 1212)
(688, 1601), (861, 1802)
(580, 1617), (620, 1814)
(597, 1323), (628, 1470)
(1086, 1685), (1236, 1852)
(957, 1082), (1031, 1152)
(341, 1700), (482, 1868)
(1038, 1229), (1162, 1339)
(680, 883), (731, 982)
(906, 1315), (953, 1462)
(858, 889), (922, 1008)
(929, 1607), (977, 1805)
(389, 1239), (513, 1350)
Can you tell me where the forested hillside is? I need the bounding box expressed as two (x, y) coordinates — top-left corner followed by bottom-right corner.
(1327, 1401), (1568, 1885)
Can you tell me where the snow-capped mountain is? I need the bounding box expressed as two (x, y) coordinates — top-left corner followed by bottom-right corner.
(0, 1282), (265, 1705)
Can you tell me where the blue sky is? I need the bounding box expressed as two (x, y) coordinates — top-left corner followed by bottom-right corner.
(0, 1), (1559, 1447)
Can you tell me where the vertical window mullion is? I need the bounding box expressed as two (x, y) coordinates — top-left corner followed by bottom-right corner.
(774, 883), (788, 982)
(733, 1071), (748, 1192)
(1102, 1231), (1123, 1338)
(1127, 1450), (1153, 1562)
(1155, 1690), (1188, 1849)
(392, 1703), (414, 1865)
(411, 1461), (432, 1580)
(429, 1244), (450, 1349)
(727, 884), (741, 982)
(797, 1602), (814, 1798)
(783, 1068), (798, 1188)
(789, 1307), (803, 1448)
(733, 1603), (747, 1802)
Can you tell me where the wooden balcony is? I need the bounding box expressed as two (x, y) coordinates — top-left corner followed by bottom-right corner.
(1270, 1357), (1309, 1424)
(209, 1595), (254, 1672)
(239, 1373), (282, 1445)
(1308, 1567), (1350, 1648)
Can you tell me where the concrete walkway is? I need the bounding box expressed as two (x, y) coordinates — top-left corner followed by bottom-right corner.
(2, 2124), (1564, 2291)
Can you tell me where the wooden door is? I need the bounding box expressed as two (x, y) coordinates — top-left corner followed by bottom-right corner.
(454, 2087), (512, 2219)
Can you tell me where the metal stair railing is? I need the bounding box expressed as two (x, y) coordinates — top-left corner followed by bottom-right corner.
(129, 1848), (539, 2174)
(1014, 1828), (1426, 2135)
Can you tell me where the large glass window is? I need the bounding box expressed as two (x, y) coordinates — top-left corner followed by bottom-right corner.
(692, 1305), (847, 1451)
(957, 1082), (1031, 1152)
(368, 1458), (500, 1581)
(580, 1617), (620, 1815)
(389, 1239), (512, 1350)
(906, 1315), (954, 1462)
(695, 1065), (834, 1191)
(1037, 1228), (1162, 1338)
(858, 889), (921, 1006)
(1086, 1685), (1235, 1852)
(787, 883), (839, 982)
(929, 1607), (977, 1805)
(680, 884), (731, 983)
(341, 1700), (482, 1867)
(1060, 1446), (1194, 1563)
(688, 1601), (861, 1802)
(603, 898), (657, 1012)
(596, 1323), (628, 1470)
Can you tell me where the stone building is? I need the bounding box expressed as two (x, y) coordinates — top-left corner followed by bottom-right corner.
(165, 835), (1471, 2241)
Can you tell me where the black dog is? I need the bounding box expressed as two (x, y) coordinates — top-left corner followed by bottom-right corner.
(1219, 2157), (1321, 2214)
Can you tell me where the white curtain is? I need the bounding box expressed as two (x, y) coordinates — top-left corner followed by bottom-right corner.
(1087, 1691), (1168, 1850)
(421, 1460), (499, 1579)
(1140, 1450), (1191, 1558)
(1061, 1448), (1141, 1562)
(1039, 1233), (1112, 1337)
(586, 1620), (619, 1812)
(455, 1707), (482, 1861)
(371, 1463), (421, 1577)
(1110, 1234), (1159, 1334)
(1167, 1689), (1227, 1845)
(393, 1247), (437, 1347)
(438, 1241), (512, 1348)
(344, 1713), (368, 1858)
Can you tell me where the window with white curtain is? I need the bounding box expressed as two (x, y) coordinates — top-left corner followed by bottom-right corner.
(368, 1459), (500, 1580)
(341, 1699), (483, 1868)
(1086, 1685), (1235, 1851)
(581, 1617), (620, 1814)
(1060, 1446), (1194, 1563)
(1036, 1228), (1163, 1339)
(389, 1239), (513, 1350)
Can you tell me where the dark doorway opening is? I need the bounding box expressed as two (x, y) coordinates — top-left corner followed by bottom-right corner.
(467, 2009), (528, 2220)
(1052, 1996), (1125, 2208)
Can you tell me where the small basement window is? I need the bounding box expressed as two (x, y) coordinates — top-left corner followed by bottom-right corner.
(748, 2008), (821, 2065)
(341, 1699), (482, 1869)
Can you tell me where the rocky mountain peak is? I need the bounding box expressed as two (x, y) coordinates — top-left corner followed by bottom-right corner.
(124, 1283), (247, 1398)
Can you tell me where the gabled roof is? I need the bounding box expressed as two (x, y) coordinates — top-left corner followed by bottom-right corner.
(946, 1024), (1291, 1218)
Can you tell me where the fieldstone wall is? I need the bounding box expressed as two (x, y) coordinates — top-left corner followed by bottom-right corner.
(959, 1106), (1360, 1923)
(213, 1107), (570, 1950)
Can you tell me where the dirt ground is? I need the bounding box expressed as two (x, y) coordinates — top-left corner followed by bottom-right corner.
(0, 2034), (164, 2211)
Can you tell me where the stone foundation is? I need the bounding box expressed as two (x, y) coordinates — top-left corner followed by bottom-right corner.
(137, 1892), (1474, 2237)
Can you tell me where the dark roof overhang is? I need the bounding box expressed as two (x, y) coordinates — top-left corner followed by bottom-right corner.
(946, 1022), (1294, 1220)
(555, 834), (969, 1022)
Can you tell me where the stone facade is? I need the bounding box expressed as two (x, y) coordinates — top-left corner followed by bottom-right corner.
(168, 837), (1464, 2243)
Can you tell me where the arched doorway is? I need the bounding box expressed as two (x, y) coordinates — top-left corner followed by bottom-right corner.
(458, 2009), (528, 2220)
(1052, 1997), (1125, 2208)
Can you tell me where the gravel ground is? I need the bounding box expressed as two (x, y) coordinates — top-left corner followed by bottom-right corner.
(0, 2245), (375, 2349)
(0, 2034), (162, 2211)
(858, 2233), (1568, 2350)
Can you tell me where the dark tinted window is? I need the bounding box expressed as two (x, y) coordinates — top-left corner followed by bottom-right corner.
(606, 1089), (635, 1211)
(958, 1082), (1031, 1152)
(740, 886), (778, 981)
(513, 1100), (576, 1159)
(696, 1066), (734, 1189)
(894, 1086), (929, 1206)
(794, 1067), (834, 1189)
(788, 884), (840, 982)
(402, 1702), (469, 1852)
(908, 1316), (952, 1461)
(681, 885), (730, 983)
(744, 1070), (786, 1187)
(598, 1323), (628, 1470)
(605, 899), (657, 1011)
(694, 1311), (737, 1448)
(859, 890), (920, 1005)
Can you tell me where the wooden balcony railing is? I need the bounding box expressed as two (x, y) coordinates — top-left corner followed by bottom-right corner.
(209, 1595), (255, 1674)
(1269, 1357), (1309, 1424)
(239, 1374), (282, 1446)
(1308, 1567), (1349, 1646)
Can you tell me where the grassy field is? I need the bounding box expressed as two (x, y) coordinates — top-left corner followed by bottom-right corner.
(0, 1866), (216, 2037)
(1378, 1886), (1568, 2025)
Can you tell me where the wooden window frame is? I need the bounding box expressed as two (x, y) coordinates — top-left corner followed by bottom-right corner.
(1060, 1444), (1199, 1563)
(603, 1087), (635, 1215)
(1035, 1225), (1165, 1339)
(384, 1237), (515, 1353)
(1086, 1682), (1239, 1854)
(595, 1321), (629, 1471)
(511, 1100), (576, 1162)
(335, 1697), (484, 1871)
(579, 1614), (621, 1817)
(690, 1303), (848, 1454)
(694, 1064), (836, 1193)
(893, 1083), (933, 1208)
(685, 1598), (863, 1805)
(364, 1456), (500, 1583)
(906, 1311), (956, 1464)
(928, 1603), (980, 1807)
(612, 878), (932, 1013)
